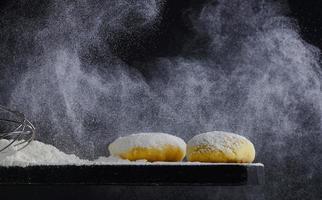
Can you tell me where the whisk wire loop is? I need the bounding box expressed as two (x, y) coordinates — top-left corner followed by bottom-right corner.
(0, 105), (35, 153)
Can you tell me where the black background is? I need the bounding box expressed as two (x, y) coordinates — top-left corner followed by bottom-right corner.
(1, 0), (322, 72)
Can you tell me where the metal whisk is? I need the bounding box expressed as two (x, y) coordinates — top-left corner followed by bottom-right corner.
(0, 105), (35, 153)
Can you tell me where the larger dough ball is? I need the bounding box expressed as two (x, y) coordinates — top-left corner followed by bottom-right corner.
(108, 133), (186, 162)
(187, 131), (255, 163)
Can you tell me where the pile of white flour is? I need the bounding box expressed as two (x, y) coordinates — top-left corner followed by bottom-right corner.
(0, 139), (130, 166)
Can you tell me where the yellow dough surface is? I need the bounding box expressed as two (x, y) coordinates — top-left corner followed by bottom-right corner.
(119, 145), (185, 162)
(187, 131), (255, 163)
(108, 133), (186, 162)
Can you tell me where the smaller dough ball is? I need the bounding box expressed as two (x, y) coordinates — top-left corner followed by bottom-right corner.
(108, 133), (186, 162)
(187, 131), (255, 163)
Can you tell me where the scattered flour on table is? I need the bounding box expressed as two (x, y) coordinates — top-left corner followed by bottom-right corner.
(0, 139), (262, 167)
(0, 139), (90, 166)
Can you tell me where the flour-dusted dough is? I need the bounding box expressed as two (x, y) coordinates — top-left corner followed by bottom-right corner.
(108, 133), (186, 162)
(187, 131), (255, 163)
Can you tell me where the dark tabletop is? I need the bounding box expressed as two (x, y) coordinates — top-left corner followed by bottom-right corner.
(0, 163), (264, 186)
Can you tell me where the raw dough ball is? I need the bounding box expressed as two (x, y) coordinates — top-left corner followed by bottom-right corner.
(187, 131), (255, 163)
(108, 133), (186, 162)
